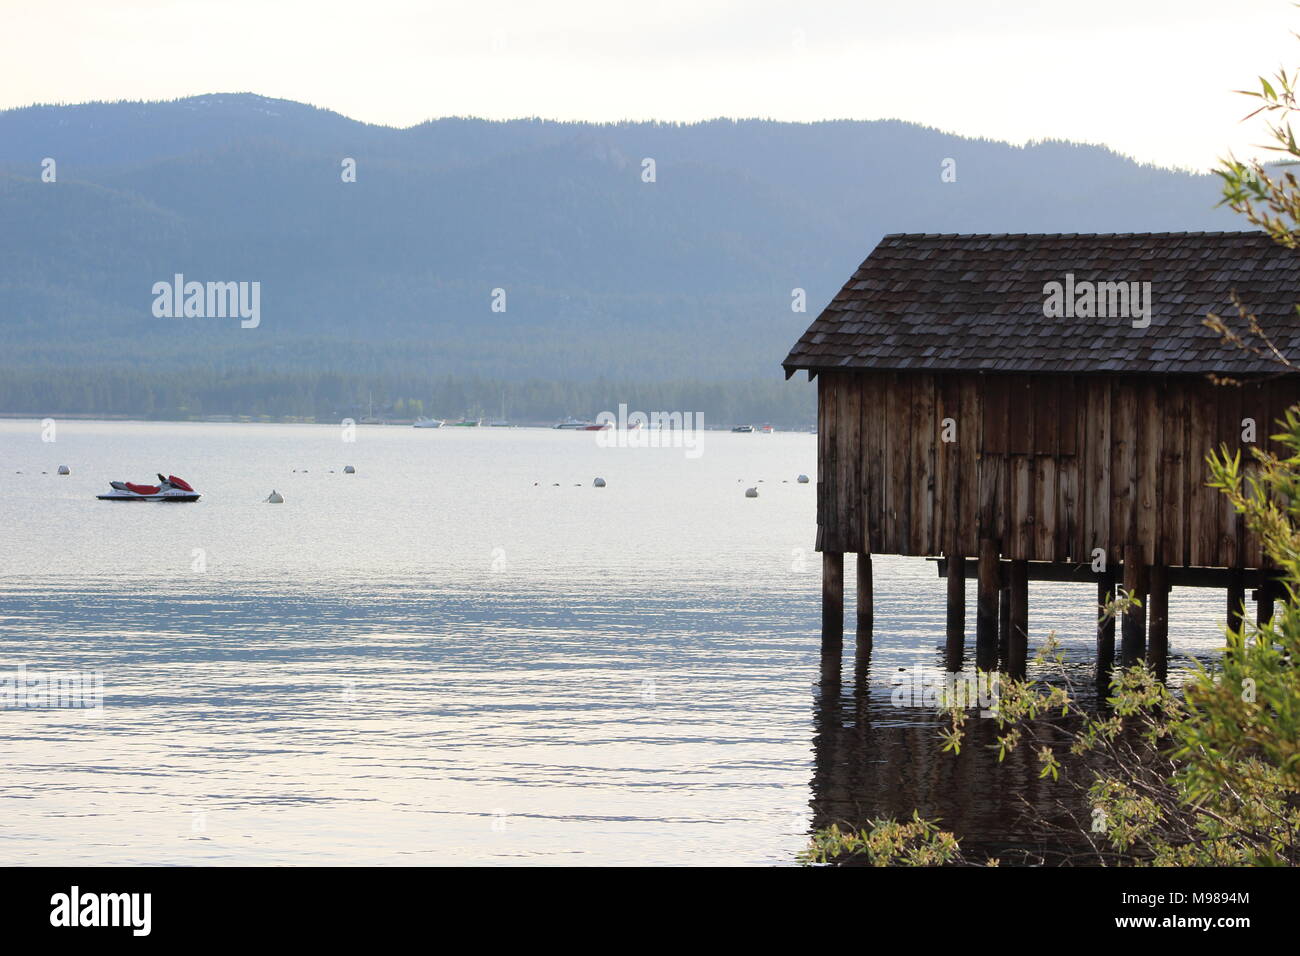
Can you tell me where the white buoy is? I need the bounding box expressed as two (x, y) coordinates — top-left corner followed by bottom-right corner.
(344, 465), (355, 474)
(593, 477), (606, 487)
(265, 490), (284, 503)
(797, 474), (810, 484)
(745, 487), (759, 498)
(57, 465), (70, 475)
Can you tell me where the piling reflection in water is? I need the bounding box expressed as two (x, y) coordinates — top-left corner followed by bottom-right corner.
(809, 650), (1117, 865)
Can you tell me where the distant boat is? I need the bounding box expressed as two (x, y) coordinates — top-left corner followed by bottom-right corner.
(554, 417), (595, 430)
(413, 418), (444, 429)
(448, 418), (481, 427)
(759, 424), (774, 434)
(731, 424), (755, 433)
(490, 393), (511, 427)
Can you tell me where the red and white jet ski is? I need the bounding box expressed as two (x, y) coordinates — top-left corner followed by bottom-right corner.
(96, 473), (201, 502)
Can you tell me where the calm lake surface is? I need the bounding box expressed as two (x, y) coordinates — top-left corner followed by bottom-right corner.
(0, 420), (1235, 865)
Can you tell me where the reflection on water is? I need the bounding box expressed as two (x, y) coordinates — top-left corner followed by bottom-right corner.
(811, 657), (1101, 865)
(0, 421), (1235, 864)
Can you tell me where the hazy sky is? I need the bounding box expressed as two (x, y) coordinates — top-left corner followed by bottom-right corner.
(2, 0), (1295, 170)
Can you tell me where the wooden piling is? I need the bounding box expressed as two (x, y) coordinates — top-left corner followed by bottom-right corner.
(822, 552), (844, 657)
(1257, 577), (1276, 628)
(1120, 546), (1146, 666)
(855, 553), (873, 668)
(975, 540), (1000, 671)
(1097, 565), (1116, 679)
(1227, 568), (1245, 634)
(945, 552), (966, 669)
(1007, 559), (1029, 678)
(1146, 564), (1169, 678)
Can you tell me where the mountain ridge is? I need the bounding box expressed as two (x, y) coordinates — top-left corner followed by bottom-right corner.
(0, 93), (1240, 422)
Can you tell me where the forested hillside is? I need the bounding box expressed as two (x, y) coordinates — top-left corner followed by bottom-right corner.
(0, 93), (1237, 422)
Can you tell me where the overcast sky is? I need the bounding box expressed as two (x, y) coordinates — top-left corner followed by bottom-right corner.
(2, 0), (1295, 170)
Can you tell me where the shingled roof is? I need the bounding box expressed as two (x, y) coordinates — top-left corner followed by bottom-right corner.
(782, 231), (1300, 377)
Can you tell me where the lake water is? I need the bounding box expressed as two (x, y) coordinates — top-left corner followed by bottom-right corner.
(0, 420), (1236, 865)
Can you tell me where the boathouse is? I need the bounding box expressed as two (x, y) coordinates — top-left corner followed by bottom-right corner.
(782, 232), (1300, 676)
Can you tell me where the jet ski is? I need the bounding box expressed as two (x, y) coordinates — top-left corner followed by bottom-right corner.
(96, 473), (201, 502)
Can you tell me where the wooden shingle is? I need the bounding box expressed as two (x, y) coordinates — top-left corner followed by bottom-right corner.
(782, 232), (1300, 377)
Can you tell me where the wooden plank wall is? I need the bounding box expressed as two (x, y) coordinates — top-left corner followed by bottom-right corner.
(816, 371), (1298, 568)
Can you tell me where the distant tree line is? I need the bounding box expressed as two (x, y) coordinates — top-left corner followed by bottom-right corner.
(0, 365), (815, 426)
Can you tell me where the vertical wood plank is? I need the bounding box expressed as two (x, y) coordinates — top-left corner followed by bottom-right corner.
(1086, 379), (1113, 567)
(841, 372), (862, 555)
(1111, 381), (1138, 564)
(1010, 455), (1033, 561)
(1187, 379), (1216, 568)
(959, 374), (981, 556)
(1036, 455), (1057, 563)
(1135, 381), (1161, 566)
(1161, 380), (1188, 568)
(1008, 377), (1032, 454)
(900, 372), (917, 554)
(911, 374), (935, 556)
(887, 372), (900, 554)
(863, 374), (885, 554)
(934, 375), (954, 556)
(1241, 381), (1264, 568)
(998, 577), (1011, 668)
(1215, 383), (1244, 568)
(817, 374), (835, 551)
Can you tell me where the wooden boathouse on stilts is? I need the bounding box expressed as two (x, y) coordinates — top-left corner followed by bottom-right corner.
(782, 232), (1300, 678)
